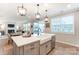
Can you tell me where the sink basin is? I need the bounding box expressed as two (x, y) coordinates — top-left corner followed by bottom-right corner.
(31, 33), (45, 37)
(31, 33), (50, 41)
(31, 33), (54, 44)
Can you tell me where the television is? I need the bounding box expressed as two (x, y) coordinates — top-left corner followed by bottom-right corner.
(8, 24), (15, 27)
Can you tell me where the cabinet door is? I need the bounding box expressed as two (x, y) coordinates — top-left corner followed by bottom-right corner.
(51, 36), (55, 49)
(24, 47), (39, 55)
(40, 40), (52, 55)
(33, 48), (39, 55)
(24, 48), (33, 55)
(46, 41), (52, 54)
(24, 41), (40, 55)
(40, 44), (46, 55)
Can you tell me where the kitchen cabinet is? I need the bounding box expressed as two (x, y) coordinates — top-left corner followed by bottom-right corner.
(40, 40), (52, 55)
(24, 41), (40, 55)
(46, 40), (52, 53)
(40, 34), (56, 55)
(51, 36), (55, 49)
(12, 33), (56, 55)
(40, 43), (46, 55)
(13, 41), (40, 55)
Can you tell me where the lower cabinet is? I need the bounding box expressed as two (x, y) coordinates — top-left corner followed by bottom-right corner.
(40, 40), (52, 55)
(13, 35), (55, 55)
(24, 41), (40, 55)
(51, 36), (55, 49)
(13, 41), (40, 55)
(24, 47), (39, 55)
(40, 43), (46, 55)
(46, 40), (52, 53)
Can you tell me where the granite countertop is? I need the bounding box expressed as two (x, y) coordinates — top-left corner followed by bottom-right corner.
(11, 33), (56, 47)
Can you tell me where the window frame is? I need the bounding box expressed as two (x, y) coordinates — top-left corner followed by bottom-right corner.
(51, 14), (75, 34)
(33, 21), (45, 33)
(23, 23), (31, 31)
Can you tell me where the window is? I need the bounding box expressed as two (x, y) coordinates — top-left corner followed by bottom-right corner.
(51, 17), (61, 32)
(51, 15), (74, 33)
(23, 23), (31, 31)
(33, 21), (45, 34)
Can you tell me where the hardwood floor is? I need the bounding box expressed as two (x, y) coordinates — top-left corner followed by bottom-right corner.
(49, 42), (79, 55)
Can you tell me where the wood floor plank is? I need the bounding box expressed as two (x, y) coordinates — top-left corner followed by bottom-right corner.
(49, 42), (79, 55)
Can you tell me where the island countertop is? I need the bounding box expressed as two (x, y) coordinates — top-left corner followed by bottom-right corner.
(11, 33), (55, 47)
(11, 36), (40, 47)
(34, 33), (56, 44)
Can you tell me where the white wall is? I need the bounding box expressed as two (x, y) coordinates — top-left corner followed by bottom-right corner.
(0, 16), (28, 34)
(49, 11), (79, 47)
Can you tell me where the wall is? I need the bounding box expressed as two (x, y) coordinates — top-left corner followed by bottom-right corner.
(0, 16), (29, 34)
(49, 11), (79, 47)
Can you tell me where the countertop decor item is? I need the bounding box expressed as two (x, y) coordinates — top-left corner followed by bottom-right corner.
(22, 31), (31, 37)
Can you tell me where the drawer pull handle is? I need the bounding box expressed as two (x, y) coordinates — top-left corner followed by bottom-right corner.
(30, 47), (35, 50)
(46, 45), (48, 48)
(30, 44), (34, 47)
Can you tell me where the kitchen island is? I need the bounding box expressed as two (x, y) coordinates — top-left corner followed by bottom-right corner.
(11, 33), (56, 55)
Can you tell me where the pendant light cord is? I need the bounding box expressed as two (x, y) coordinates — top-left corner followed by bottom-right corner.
(45, 10), (48, 17)
(37, 4), (39, 13)
(22, 3), (23, 8)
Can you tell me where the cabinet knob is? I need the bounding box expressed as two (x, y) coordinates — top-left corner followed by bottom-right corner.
(30, 47), (35, 50)
(45, 45), (48, 48)
(30, 44), (34, 47)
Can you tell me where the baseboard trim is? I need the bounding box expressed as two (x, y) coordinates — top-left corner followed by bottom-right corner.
(56, 40), (79, 48)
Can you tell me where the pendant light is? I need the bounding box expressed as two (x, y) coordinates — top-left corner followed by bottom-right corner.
(44, 10), (49, 22)
(17, 4), (27, 16)
(35, 4), (41, 20)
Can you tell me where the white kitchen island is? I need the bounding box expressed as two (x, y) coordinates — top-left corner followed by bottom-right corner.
(11, 33), (56, 55)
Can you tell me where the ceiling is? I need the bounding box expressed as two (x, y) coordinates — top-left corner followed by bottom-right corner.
(0, 3), (79, 23)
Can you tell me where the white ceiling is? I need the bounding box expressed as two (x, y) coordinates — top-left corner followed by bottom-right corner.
(0, 3), (79, 23)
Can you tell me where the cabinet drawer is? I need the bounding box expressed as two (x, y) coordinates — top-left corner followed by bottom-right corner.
(24, 41), (40, 55)
(24, 47), (39, 55)
(40, 43), (46, 55)
(51, 36), (55, 48)
(46, 41), (52, 53)
(24, 41), (40, 50)
(51, 36), (55, 42)
(40, 40), (51, 55)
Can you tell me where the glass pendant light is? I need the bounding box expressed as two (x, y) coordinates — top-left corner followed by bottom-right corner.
(44, 10), (49, 22)
(35, 4), (41, 20)
(17, 4), (27, 16)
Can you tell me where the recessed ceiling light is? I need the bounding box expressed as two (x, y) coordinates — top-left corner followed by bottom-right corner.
(67, 4), (71, 8)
